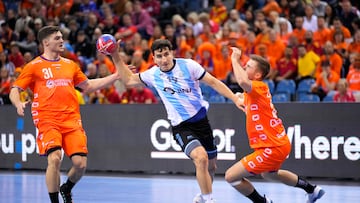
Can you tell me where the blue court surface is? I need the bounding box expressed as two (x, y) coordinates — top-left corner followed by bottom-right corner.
(0, 170), (359, 203)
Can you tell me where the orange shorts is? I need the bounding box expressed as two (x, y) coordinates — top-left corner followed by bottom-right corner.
(36, 119), (88, 157)
(240, 142), (291, 175)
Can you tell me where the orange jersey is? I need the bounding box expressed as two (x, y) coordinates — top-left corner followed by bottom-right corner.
(13, 56), (88, 127)
(244, 81), (289, 149)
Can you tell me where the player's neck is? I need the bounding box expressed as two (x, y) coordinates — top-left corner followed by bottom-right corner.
(42, 51), (60, 61)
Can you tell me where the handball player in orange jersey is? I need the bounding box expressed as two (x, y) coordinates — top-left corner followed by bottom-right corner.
(9, 26), (120, 203)
(224, 47), (325, 203)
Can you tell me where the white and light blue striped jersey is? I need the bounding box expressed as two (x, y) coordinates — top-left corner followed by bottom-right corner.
(140, 58), (209, 126)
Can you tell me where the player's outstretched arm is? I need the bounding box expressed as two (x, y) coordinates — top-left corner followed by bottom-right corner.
(201, 72), (244, 111)
(9, 87), (28, 116)
(230, 47), (252, 92)
(110, 41), (141, 86)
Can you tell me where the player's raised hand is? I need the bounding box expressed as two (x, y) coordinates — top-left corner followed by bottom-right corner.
(230, 47), (242, 61)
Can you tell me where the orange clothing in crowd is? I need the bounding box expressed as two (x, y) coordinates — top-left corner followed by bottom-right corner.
(315, 70), (340, 93)
(347, 42), (360, 55)
(197, 41), (217, 60)
(209, 2), (228, 25)
(333, 42), (348, 54)
(313, 28), (331, 47)
(291, 28), (306, 44)
(93, 56), (116, 73)
(0, 1), (4, 14)
(21, 0), (34, 10)
(267, 39), (286, 61)
(137, 60), (150, 73)
(234, 0), (245, 11)
(213, 56), (232, 80)
(330, 27), (351, 42)
(316, 54), (343, 77)
(262, 0), (282, 16)
(53, 0), (73, 17)
(346, 68), (360, 91)
(254, 33), (270, 47)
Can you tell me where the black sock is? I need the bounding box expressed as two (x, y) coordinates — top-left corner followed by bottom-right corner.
(247, 189), (265, 203)
(49, 192), (59, 203)
(295, 176), (315, 193)
(64, 179), (75, 191)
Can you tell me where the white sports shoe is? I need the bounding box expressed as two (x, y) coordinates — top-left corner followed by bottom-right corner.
(307, 185), (325, 203)
(192, 193), (216, 203)
(264, 195), (273, 203)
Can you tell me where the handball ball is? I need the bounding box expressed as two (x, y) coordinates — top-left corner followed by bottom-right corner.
(96, 34), (117, 55)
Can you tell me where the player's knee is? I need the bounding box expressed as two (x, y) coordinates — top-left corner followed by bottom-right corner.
(224, 169), (235, 183)
(71, 155), (87, 171)
(193, 154), (209, 169)
(225, 172), (242, 186)
(47, 151), (62, 168)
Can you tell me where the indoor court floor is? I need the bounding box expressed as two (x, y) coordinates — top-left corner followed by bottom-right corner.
(0, 170), (359, 203)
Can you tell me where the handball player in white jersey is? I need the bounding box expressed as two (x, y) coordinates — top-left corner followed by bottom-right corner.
(110, 39), (243, 203)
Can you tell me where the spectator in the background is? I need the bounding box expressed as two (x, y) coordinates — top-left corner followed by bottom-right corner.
(347, 30), (360, 56)
(93, 51), (116, 74)
(15, 29), (39, 57)
(297, 44), (320, 81)
(346, 53), (360, 91)
(101, 15), (118, 36)
(270, 46), (298, 82)
(303, 4), (318, 33)
(5, 9), (16, 30)
(83, 12), (99, 41)
(313, 16), (331, 48)
(85, 62), (98, 79)
(74, 29), (94, 67)
(0, 50), (15, 76)
(115, 13), (137, 42)
(186, 11), (203, 37)
(332, 30), (349, 59)
(288, 0), (305, 25)
(324, 4), (335, 27)
(142, 0), (161, 17)
(337, 0), (359, 34)
(262, 0), (282, 17)
(14, 9), (32, 41)
(311, 0), (328, 17)
(291, 15), (306, 44)
(224, 9), (244, 33)
(131, 50), (149, 73)
(172, 14), (187, 37)
(0, 21), (18, 50)
(209, 0), (228, 26)
(278, 17), (292, 45)
(121, 85), (158, 104)
(304, 30), (322, 55)
(267, 29), (286, 62)
(198, 12), (219, 34)
(316, 41), (343, 77)
(148, 24), (164, 48)
(8, 42), (25, 68)
(131, 0), (153, 40)
(0, 67), (12, 104)
(330, 17), (352, 43)
(311, 60), (340, 100)
(67, 19), (80, 45)
(333, 78), (356, 102)
(164, 24), (178, 50)
(197, 41), (216, 76)
(213, 45), (233, 81)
